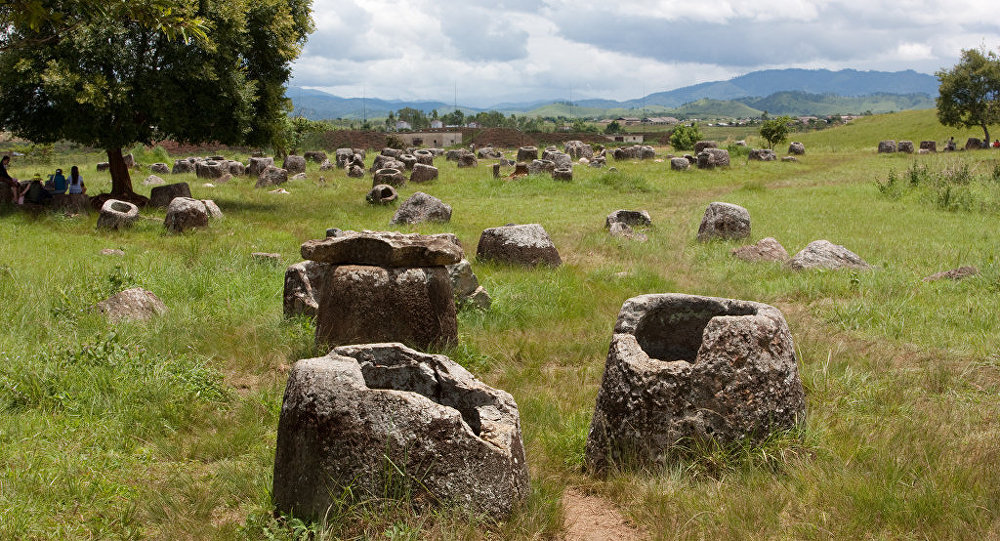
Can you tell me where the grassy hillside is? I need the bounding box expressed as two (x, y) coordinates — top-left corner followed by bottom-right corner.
(1, 110), (999, 539)
(671, 98), (762, 118)
(741, 91), (935, 116)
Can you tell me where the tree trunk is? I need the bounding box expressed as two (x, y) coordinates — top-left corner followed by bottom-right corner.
(983, 125), (990, 147)
(91, 147), (149, 209)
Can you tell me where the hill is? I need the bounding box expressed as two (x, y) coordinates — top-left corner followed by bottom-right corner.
(739, 91), (935, 116)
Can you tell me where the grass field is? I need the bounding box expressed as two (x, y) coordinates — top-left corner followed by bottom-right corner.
(1, 109), (999, 539)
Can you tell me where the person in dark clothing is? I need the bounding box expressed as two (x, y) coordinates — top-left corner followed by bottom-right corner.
(47, 168), (67, 194)
(20, 173), (52, 205)
(0, 155), (19, 200)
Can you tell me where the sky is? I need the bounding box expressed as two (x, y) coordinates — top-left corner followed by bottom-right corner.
(290, 0), (1000, 107)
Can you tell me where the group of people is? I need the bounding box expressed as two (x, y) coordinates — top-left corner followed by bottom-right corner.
(0, 155), (85, 206)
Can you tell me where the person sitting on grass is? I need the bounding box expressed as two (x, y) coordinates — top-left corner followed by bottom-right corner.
(47, 168), (67, 194)
(0, 155), (19, 200)
(993, 139), (999, 149)
(20, 173), (53, 205)
(67, 165), (86, 195)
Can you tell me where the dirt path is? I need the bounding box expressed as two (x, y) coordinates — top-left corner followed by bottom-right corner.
(562, 487), (646, 541)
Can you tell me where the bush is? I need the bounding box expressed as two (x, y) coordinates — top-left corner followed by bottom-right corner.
(670, 124), (701, 151)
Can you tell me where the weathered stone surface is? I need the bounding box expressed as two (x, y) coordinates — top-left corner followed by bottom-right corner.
(966, 137), (986, 150)
(283, 155), (307, 175)
(731, 237), (788, 262)
(552, 167), (573, 181)
(96, 162), (110, 172)
(290, 173), (307, 181)
(606, 209), (651, 228)
(457, 153), (478, 168)
(373, 168), (407, 188)
(96, 199), (139, 230)
(477, 147), (502, 159)
(347, 165), (365, 178)
(195, 161), (226, 179)
(584, 294), (805, 472)
(227, 161), (245, 176)
(150, 163), (170, 175)
(283, 260), (329, 317)
(923, 266), (979, 282)
(391, 192), (452, 225)
(613, 145), (655, 160)
(256, 166), (288, 188)
(301, 231), (463, 267)
(149, 182), (192, 208)
(670, 157), (690, 170)
(410, 163), (438, 183)
(372, 155), (403, 172)
(399, 154), (418, 170)
(304, 151), (327, 163)
(447, 259), (492, 310)
(697, 202), (750, 242)
(94, 287), (167, 323)
(564, 140), (594, 159)
(898, 140), (915, 153)
(201, 199), (223, 219)
(272, 343), (528, 520)
(878, 140), (897, 153)
(543, 150), (573, 168)
(172, 160), (195, 174)
(251, 252), (282, 264)
(527, 159), (555, 175)
(163, 197), (209, 233)
(477, 224), (561, 267)
(749, 148), (777, 161)
(314, 265), (458, 349)
(919, 141), (937, 152)
(366, 184), (398, 205)
(143, 175), (166, 186)
(608, 222), (648, 242)
(786, 240), (871, 271)
(51, 193), (90, 214)
(696, 148), (730, 169)
(694, 141), (717, 153)
(589, 156), (606, 168)
(445, 149), (466, 162)
(248, 157), (275, 177)
(319, 159), (334, 171)
(413, 149), (435, 165)
(787, 142), (805, 155)
(517, 146), (538, 162)
(335, 148), (355, 168)
(782, 156), (799, 162)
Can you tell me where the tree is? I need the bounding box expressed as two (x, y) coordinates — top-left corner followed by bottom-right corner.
(669, 123), (701, 150)
(936, 47), (1000, 143)
(604, 121), (623, 134)
(759, 116), (793, 148)
(0, 0), (312, 205)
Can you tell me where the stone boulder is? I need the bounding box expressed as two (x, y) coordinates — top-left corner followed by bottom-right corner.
(584, 294), (805, 472)
(319, 159), (334, 171)
(283, 260), (330, 317)
(248, 157), (274, 177)
(696, 148), (730, 169)
(476, 224), (561, 267)
(301, 230), (462, 268)
(347, 165), (365, 178)
(149, 182), (192, 208)
(878, 140), (897, 153)
(372, 154), (403, 171)
(564, 140), (594, 159)
(445, 149), (466, 162)
(150, 163), (170, 175)
(694, 141), (717, 154)
(201, 199), (223, 219)
(606, 209), (651, 228)
(373, 168), (407, 187)
(163, 197), (209, 233)
(391, 192), (452, 225)
(919, 141), (937, 152)
(304, 151), (327, 163)
(527, 159), (555, 176)
(171, 160), (195, 174)
(399, 154), (418, 170)
(96, 162), (110, 172)
(516, 146), (538, 162)
(283, 155), (307, 175)
(923, 266), (979, 282)
(697, 202), (751, 242)
(966, 137), (985, 150)
(608, 222), (648, 242)
(51, 193), (90, 214)
(94, 287), (168, 323)
(381, 148), (403, 159)
(366, 184), (398, 205)
(143, 175), (166, 186)
(457, 153), (478, 168)
(731, 237), (788, 262)
(96, 199), (139, 230)
(446, 259), (491, 311)
(335, 148), (355, 168)
(786, 240), (871, 271)
(228, 161), (245, 176)
(898, 140), (915, 153)
(787, 142), (805, 155)
(552, 167), (573, 181)
(410, 163), (438, 183)
(749, 148), (777, 161)
(195, 161), (226, 179)
(477, 147), (502, 159)
(272, 343), (529, 520)
(256, 166), (288, 188)
(670, 157), (690, 171)
(542, 149), (573, 168)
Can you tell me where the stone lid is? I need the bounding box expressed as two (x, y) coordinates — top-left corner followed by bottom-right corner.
(301, 230), (463, 267)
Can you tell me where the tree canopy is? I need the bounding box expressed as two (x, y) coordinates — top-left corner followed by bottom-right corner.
(0, 0), (312, 203)
(936, 47), (1000, 143)
(759, 116), (793, 148)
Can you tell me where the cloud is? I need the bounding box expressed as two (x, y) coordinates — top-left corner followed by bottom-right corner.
(438, 7), (530, 62)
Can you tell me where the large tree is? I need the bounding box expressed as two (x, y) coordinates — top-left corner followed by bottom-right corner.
(0, 0), (312, 205)
(936, 47), (1000, 144)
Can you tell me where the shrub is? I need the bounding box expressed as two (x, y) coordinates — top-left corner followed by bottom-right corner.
(670, 124), (701, 151)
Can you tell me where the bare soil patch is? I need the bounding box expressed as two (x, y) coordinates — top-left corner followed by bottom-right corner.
(562, 487), (645, 541)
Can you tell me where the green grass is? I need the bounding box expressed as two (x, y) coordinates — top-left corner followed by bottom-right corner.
(1, 113), (1000, 539)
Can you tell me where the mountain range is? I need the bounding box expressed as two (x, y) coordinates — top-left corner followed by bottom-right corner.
(289, 68), (939, 120)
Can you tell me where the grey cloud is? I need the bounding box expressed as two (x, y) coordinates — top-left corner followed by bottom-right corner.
(439, 8), (530, 62)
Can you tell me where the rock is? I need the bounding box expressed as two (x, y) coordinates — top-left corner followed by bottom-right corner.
(301, 230), (463, 267)
(457, 153), (478, 168)
(163, 197), (209, 233)
(283, 260), (330, 317)
(527, 159), (555, 175)
(413, 149), (435, 165)
(269, 188), (290, 195)
(94, 287), (168, 323)
(373, 168), (407, 187)
(898, 140), (915, 153)
(966, 137), (986, 150)
(326, 228), (344, 238)
(670, 157), (690, 170)
(919, 141), (937, 152)
(612, 145), (654, 160)
(786, 240), (871, 271)
(696, 148), (730, 169)
(96, 162), (110, 172)
(476, 224), (561, 267)
(150, 163), (170, 175)
(923, 266), (979, 282)
(782, 156), (798, 162)
(202, 183), (215, 188)
(608, 222), (647, 242)
(466, 286), (492, 310)
(256, 166), (288, 188)
(248, 157), (274, 177)
(516, 146), (538, 162)
(171, 160), (195, 174)
(445, 149), (466, 162)
(143, 175), (166, 186)
(314, 266), (458, 349)
(304, 151), (327, 163)
(381, 147), (403, 159)
(366, 184), (398, 205)
(283, 155), (307, 175)
(694, 141), (717, 153)
(477, 147), (502, 159)
(735, 140), (747, 147)
(399, 154), (418, 170)
(878, 140), (897, 153)
(251, 252), (282, 264)
(564, 140), (594, 159)
(51, 193), (90, 214)
(372, 155), (403, 172)
(96, 199), (139, 230)
(216, 173), (232, 184)
(749, 148), (777, 161)
(584, 294), (805, 472)
(684, 154), (696, 163)
(446, 259), (491, 310)
(391, 192), (452, 225)
(347, 165), (365, 178)
(588, 156), (606, 168)
(195, 161), (226, 179)
(731, 237), (788, 262)
(319, 159), (334, 171)
(201, 199), (223, 219)
(410, 163), (439, 183)
(290, 173), (307, 181)
(100, 248), (125, 256)
(606, 209), (651, 228)
(543, 150), (573, 168)
(552, 167), (573, 181)
(697, 202), (751, 242)
(787, 142), (805, 155)
(272, 343), (528, 521)
(335, 148), (355, 168)
(149, 182), (192, 208)
(228, 161), (245, 176)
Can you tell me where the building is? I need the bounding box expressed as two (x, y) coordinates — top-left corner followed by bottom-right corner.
(395, 132), (462, 148)
(606, 134), (644, 143)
